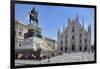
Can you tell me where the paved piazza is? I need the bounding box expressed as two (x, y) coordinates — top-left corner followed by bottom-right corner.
(15, 52), (94, 66)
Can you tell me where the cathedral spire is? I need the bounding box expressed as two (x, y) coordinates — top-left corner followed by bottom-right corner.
(88, 23), (91, 32)
(82, 18), (84, 30)
(63, 23), (65, 33)
(63, 24), (65, 31)
(68, 16), (71, 23)
(88, 21), (91, 51)
(76, 14), (79, 22)
(57, 28), (60, 40)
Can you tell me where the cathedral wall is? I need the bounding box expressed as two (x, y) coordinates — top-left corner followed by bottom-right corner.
(58, 18), (91, 53)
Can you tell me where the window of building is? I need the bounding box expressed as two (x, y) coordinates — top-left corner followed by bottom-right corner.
(19, 41), (22, 47)
(19, 27), (23, 36)
(24, 33), (28, 39)
(79, 45), (82, 51)
(19, 32), (22, 36)
(61, 47), (63, 51)
(65, 47), (67, 52)
(84, 45), (87, 51)
(85, 39), (87, 43)
(19, 43), (21, 47)
(80, 40), (81, 43)
(72, 35), (74, 39)
(72, 26), (74, 32)
(72, 45), (75, 51)
(65, 40), (67, 44)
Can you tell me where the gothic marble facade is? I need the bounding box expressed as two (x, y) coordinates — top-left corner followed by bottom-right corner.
(57, 15), (91, 53)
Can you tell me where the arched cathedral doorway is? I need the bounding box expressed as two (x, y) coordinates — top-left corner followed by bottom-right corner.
(72, 45), (75, 51)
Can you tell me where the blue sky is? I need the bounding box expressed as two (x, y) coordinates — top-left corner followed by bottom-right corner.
(15, 4), (95, 44)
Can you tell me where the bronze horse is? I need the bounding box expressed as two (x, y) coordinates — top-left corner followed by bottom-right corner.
(29, 7), (38, 24)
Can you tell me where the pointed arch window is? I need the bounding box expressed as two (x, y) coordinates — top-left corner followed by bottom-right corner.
(72, 45), (75, 51)
(65, 40), (67, 44)
(72, 26), (74, 32)
(65, 46), (67, 52)
(85, 39), (87, 43)
(72, 35), (74, 40)
(79, 45), (82, 51)
(84, 45), (87, 51)
(80, 40), (81, 43)
(61, 47), (63, 51)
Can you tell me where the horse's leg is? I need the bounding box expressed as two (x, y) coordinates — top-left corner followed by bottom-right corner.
(35, 19), (38, 24)
(29, 19), (31, 23)
(29, 16), (31, 23)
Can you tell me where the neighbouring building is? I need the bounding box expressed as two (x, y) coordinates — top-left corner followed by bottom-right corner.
(15, 20), (28, 48)
(57, 15), (91, 54)
(44, 37), (57, 50)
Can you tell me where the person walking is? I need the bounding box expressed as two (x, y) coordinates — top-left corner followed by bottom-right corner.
(48, 54), (50, 63)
